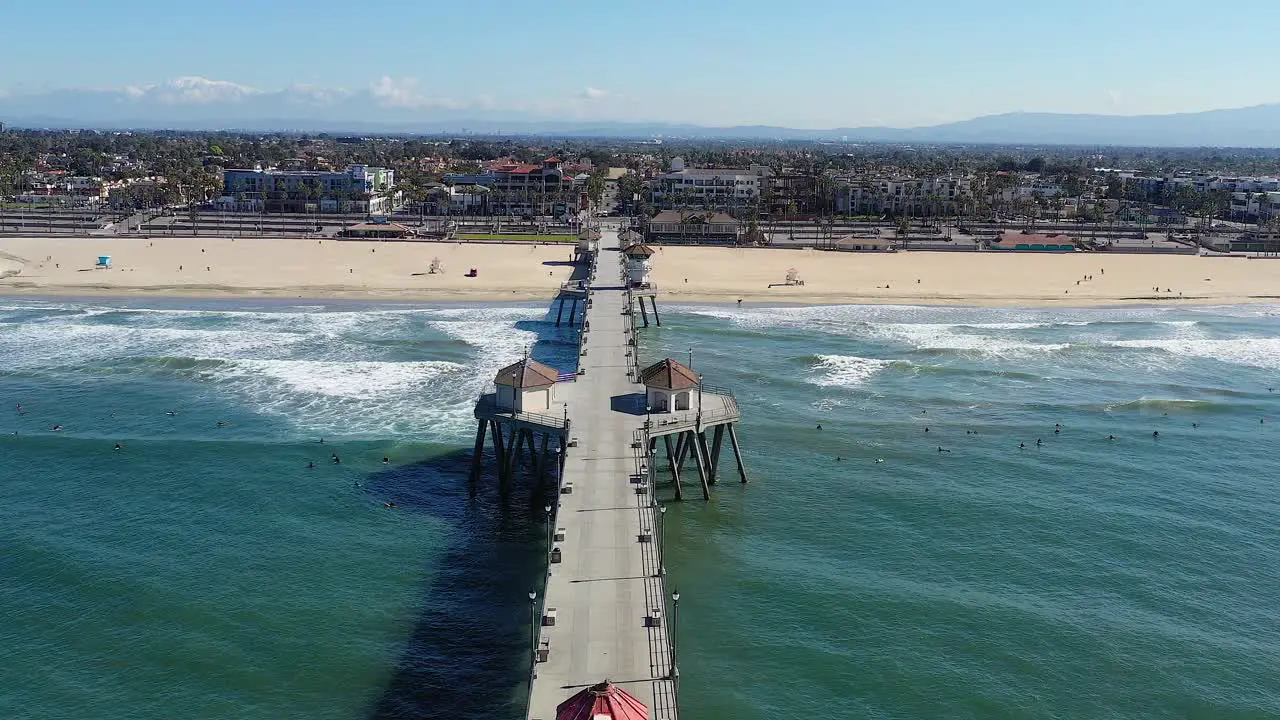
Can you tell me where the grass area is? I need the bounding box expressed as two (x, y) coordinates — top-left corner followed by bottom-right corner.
(455, 233), (578, 243)
(1, 202), (60, 210)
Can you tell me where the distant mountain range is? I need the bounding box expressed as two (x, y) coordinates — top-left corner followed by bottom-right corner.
(4, 77), (1280, 146)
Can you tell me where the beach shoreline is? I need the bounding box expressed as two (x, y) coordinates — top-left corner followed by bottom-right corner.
(3, 236), (1279, 308)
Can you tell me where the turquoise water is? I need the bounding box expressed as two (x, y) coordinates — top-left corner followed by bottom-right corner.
(2, 298), (1279, 718)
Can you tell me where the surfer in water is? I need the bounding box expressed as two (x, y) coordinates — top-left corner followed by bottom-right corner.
(51, 424), (63, 432)
(113, 443), (122, 451)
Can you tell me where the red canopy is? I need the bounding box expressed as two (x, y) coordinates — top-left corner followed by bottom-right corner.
(556, 681), (649, 720)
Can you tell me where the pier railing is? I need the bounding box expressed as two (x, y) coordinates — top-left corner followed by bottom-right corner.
(525, 422), (569, 718)
(473, 395), (568, 431)
(635, 426), (680, 720)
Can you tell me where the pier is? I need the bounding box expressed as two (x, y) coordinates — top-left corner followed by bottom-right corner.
(470, 228), (748, 720)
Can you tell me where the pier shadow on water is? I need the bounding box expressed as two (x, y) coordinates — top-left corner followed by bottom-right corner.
(362, 296), (582, 719)
(359, 448), (556, 720)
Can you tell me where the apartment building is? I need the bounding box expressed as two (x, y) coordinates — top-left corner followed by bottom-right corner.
(441, 157), (581, 216)
(650, 157), (768, 211)
(835, 175), (973, 216)
(219, 164), (398, 214)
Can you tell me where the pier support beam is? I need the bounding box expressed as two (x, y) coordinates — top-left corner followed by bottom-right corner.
(503, 425), (520, 486)
(709, 424), (724, 484)
(727, 423), (748, 484)
(688, 430), (712, 501)
(555, 297), (566, 326)
(569, 298), (579, 327)
(663, 434), (684, 501)
(490, 420), (506, 483)
(649, 296), (661, 327)
(638, 295), (650, 327)
(469, 419), (488, 489)
(538, 434), (550, 484)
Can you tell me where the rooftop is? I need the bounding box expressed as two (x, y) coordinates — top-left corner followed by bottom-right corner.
(622, 243), (656, 257)
(494, 358), (559, 388)
(640, 358), (699, 391)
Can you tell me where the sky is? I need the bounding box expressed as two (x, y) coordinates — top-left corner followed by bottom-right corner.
(5, 0), (1280, 128)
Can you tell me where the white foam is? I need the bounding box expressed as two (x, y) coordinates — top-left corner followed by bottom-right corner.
(195, 357), (475, 438)
(0, 322), (307, 369)
(867, 323), (1071, 356)
(218, 359), (465, 399)
(811, 354), (892, 388)
(1108, 337), (1280, 370)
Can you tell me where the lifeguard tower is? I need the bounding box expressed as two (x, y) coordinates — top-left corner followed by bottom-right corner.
(621, 243), (654, 287)
(470, 357), (570, 491)
(621, 242), (660, 327)
(639, 357), (747, 500)
(575, 227), (600, 262)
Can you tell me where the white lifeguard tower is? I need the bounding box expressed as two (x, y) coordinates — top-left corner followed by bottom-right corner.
(622, 243), (655, 288)
(494, 358), (559, 413)
(640, 357), (699, 412)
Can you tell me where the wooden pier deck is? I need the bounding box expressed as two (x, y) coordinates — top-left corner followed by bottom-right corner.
(526, 238), (679, 719)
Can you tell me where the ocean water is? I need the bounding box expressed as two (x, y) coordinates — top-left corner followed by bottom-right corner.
(2, 298), (1279, 719)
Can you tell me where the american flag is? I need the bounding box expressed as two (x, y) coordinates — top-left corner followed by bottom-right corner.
(557, 371), (577, 382)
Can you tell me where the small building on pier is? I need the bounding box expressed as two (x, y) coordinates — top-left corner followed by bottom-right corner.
(641, 357), (699, 412)
(622, 242), (655, 288)
(495, 358), (559, 412)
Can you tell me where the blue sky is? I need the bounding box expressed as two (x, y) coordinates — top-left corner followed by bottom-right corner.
(5, 0), (1280, 127)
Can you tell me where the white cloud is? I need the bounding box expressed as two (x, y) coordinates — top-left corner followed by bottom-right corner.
(279, 83), (352, 106)
(1105, 89), (1123, 107)
(123, 76), (260, 105)
(369, 76), (461, 110)
(579, 87), (608, 100)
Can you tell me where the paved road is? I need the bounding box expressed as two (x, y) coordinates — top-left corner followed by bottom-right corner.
(527, 234), (677, 720)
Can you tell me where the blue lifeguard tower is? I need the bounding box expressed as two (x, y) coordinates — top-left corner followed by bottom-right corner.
(95, 255), (112, 269)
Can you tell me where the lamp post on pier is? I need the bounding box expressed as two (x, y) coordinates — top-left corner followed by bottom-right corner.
(697, 374), (703, 426)
(528, 590), (538, 665)
(544, 504), (553, 553)
(670, 587), (681, 691)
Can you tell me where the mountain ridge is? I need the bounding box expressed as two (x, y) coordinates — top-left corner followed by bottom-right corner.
(3, 80), (1280, 146)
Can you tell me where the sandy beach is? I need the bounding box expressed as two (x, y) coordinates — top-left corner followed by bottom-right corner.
(0, 237), (579, 302)
(1, 236), (1278, 306)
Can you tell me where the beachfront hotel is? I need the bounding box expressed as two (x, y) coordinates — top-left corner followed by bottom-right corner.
(217, 164), (399, 214)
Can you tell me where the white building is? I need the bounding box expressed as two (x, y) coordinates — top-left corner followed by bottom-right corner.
(622, 243), (655, 287)
(651, 158), (765, 210)
(493, 358), (559, 413)
(835, 174), (973, 215)
(219, 164), (399, 214)
(640, 358), (699, 413)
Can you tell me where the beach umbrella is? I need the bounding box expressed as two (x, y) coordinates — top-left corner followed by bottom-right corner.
(556, 680), (649, 720)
